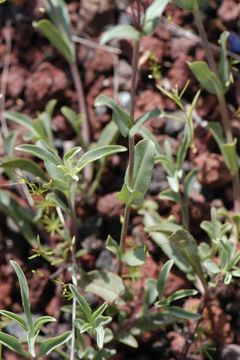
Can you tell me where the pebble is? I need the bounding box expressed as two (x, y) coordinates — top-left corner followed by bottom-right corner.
(221, 344), (240, 360)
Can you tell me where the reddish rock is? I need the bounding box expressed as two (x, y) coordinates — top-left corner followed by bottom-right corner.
(217, 0), (240, 23)
(84, 48), (113, 73)
(189, 192), (210, 233)
(25, 62), (68, 107)
(140, 36), (165, 69)
(7, 66), (28, 98)
(97, 192), (123, 218)
(194, 152), (232, 188)
(169, 54), (192, 90)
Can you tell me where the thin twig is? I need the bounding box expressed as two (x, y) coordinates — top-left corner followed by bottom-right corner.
(0, 22), (12, 138)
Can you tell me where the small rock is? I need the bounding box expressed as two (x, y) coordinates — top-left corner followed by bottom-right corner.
(221, 344), (240, 360)
(97, 192), (123, 219)
(118, 91), (131, 111)
(194, 152), (232, 189)
(25, 62), (68, 107)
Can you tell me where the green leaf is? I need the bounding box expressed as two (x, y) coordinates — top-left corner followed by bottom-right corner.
(117, 332), (138, 348)
(165, 306), (200, 320)
(222, 140), (238, 175)
(16, 142), (62, 167)
(69, 285), (92, 322)
(96, 327), (105, 349)
(231, 269), (240, 277)
(143, 0), (170, 35)
(157, 260), (174, 299)
(92, 303), (108, 321)
(33, 20), (75, 64)
(77, 145), (126, 172)
(100, 25), (141, 44)
(176, 127), (190, 170)
(218, 31), (231, 89)
(10, 261), (33, 332)
(144, 210), (190, 273)
(188, 61), (225, 96)
(106, 235), (120, 257)
(33, 316), (56, 333)
(144, 279), (158, 307)
(0, 190), (35, 246)
(78, 270), (124, 302)
(169, 230), (207, 290)
(139, 127), (163, 155)
(46, 0), (72, 40)
(208, 122), (238, 175)
(95, 95), (130, 137)
(39, 331), (72, 356)
(129, 108), (161, 137)
(127, 139), (155, 205)
(0, 310), (27, 330)
(4, 131), (18, 156)
(184, 169), (198, 199)
(1, 158), (47, 180)
(63, 146), (82, 162)
(3, 111), (35, 133)
(117, 184), (143, 206)
(0, 332), (30, 358)
(122, 246), (146, 267)
(159, 189), (179, 203)
(45, 192), (70, 214)
(176, 0), (203, 10)
(146, 222), (182, 235)
(61, 106), (81, 134)
(97, 120), (119, 147)
(168, 289), (198, 303)
(204, 260), (220, 275)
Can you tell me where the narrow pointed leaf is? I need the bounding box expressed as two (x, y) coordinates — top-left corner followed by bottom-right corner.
(188, 61), (225, 95)
(0, 310), (27, 330)
(15, 143), (62, 166)
(34, 20), (75, 64)
(129, 108), (161, 137)
(0, 332), (30, 358)
(165, 306), (200, 320)
(33, 316), (56, 333)
(143, 0), (170, 35)
(169, 230), (207, 290)
(1, 158), (47, 180)
(100, 25), (141, 44)
(127, 139), (155, 205)
(77, 145), (126, 172)
(10, 261), (33, 331)
(157, 260), (174, 298)
(69, 285), (92, 322)
(38, 331), (72, 356)
(95, 95), (130, 137)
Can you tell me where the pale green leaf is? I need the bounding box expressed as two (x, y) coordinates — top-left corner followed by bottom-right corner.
(78, 270), (124, 302)
(38, 331), (72, 356)
(100, 25), (141, 44)
(95, 95), (130, 137)
(77, 145), (126, 172)
(143, 0), (170, 35)
(0, 332), (30, 358)
(188, 61), (225, 95)
(1, 158), (47, 180)
(157, 260), (174, 298)
(33, 20), (75, 64)
(10, 261), (33, 332)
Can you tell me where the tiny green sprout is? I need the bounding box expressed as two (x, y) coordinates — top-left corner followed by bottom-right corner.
(42, 213), (63, 236)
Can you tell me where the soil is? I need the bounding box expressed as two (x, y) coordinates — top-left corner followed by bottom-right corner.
(0, 0), (240, 359)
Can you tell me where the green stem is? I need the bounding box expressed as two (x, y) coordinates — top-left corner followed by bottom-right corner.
(193, 8), (240, 213)
(119, 40), (140, 258)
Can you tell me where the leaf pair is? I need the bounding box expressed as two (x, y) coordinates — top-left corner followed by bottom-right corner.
(0, 261), (71, 358)
(100, 0), (170, 45)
